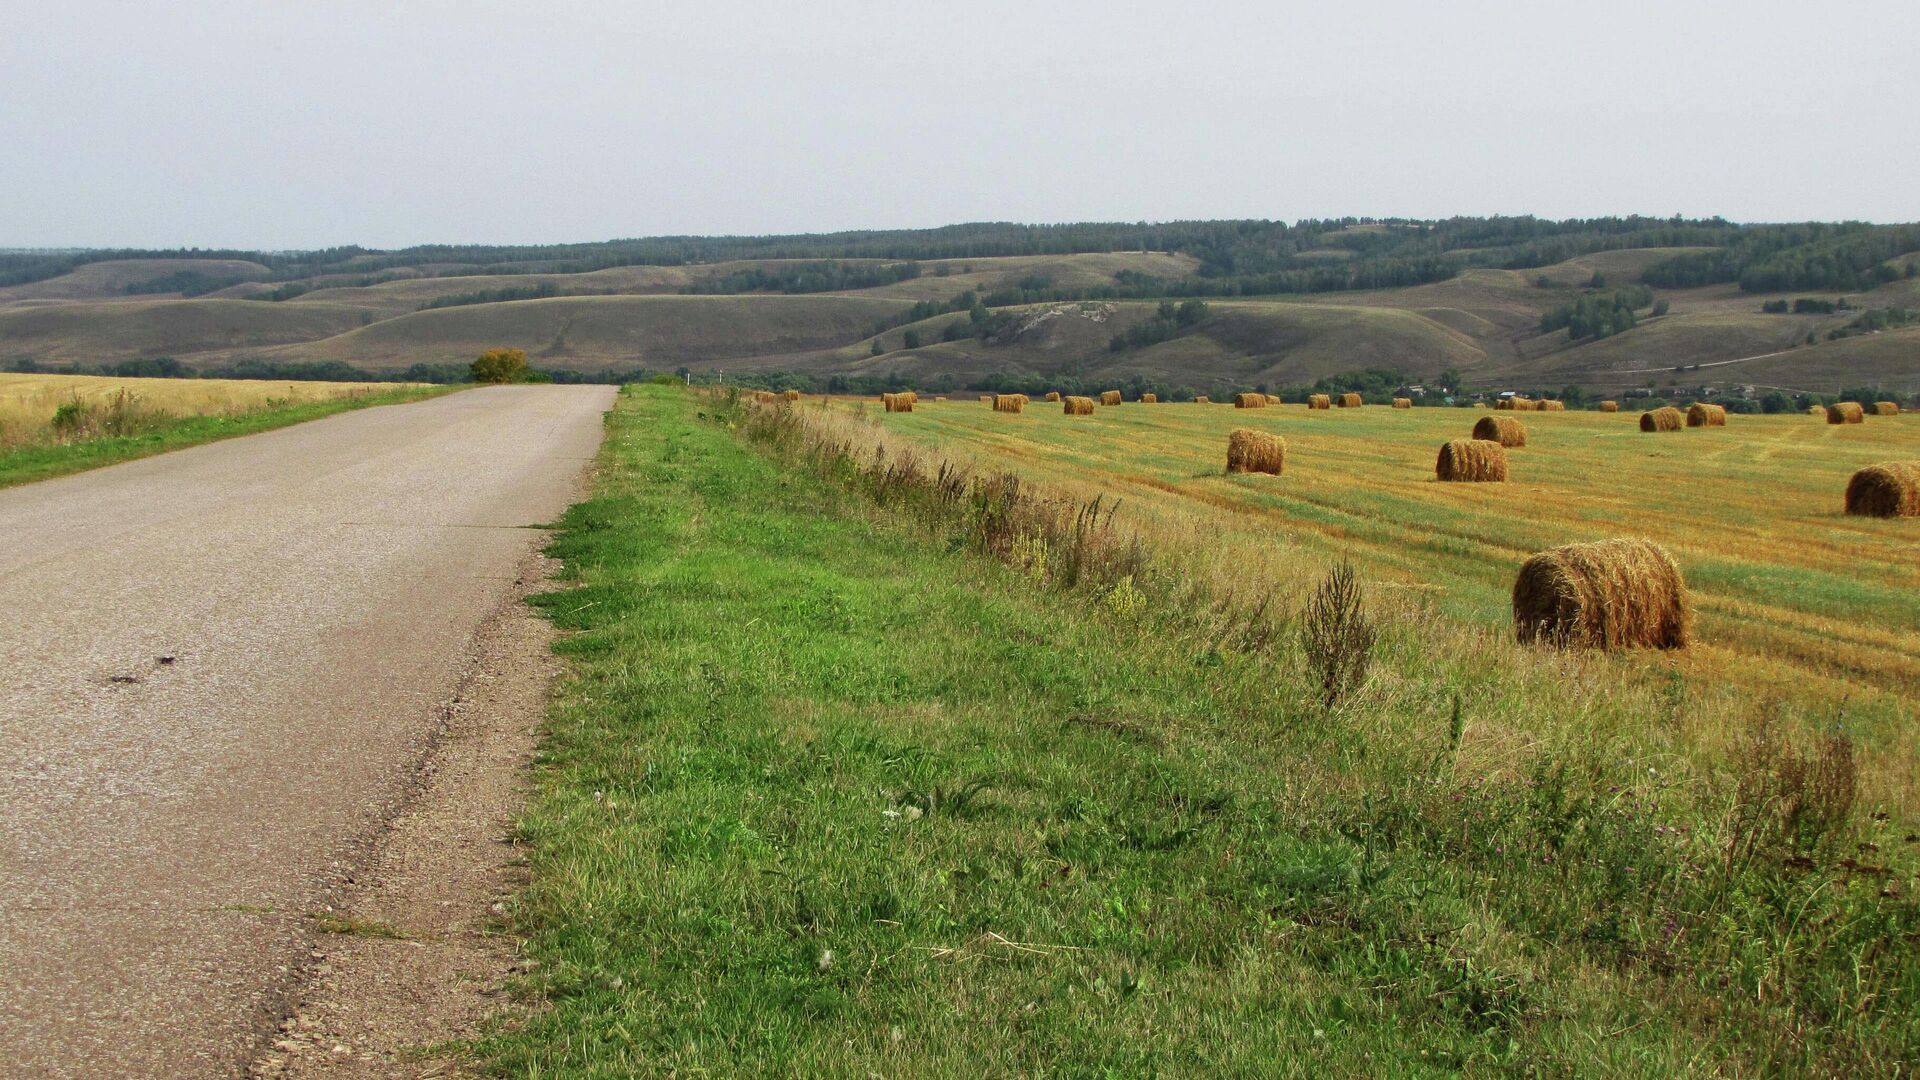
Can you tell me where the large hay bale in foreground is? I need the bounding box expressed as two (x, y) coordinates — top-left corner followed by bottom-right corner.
(1472, 415), (1527, 447)
(1307, 394), (1331, 410)
(1828, 401), (1865, 424)
(993, 394), (1025, 413)
(1141, 392), (1158, 403)
(1100, 390), (1123, 406)
(1845, 462), (1920, 517)
(1339, 393), (1363, 408)
(1537, 400), (1566, 412)
(1686, 403), (1727, 427)
(1512, 538), (1690, 649)
(1044, 391), (1061, 402)
(1874, 401), (1901, 416)
(1226, 428), (1286, 475)
(1436, 439), (1507, 482)
(1392, 397), (1412, 409)
(883, 393), (913, 413)
(1640, 407), (1683, 432)
(1599, 400), (1619, 413)
(1234, 392), (1267, 409)
(1063, 395), (1096, 415)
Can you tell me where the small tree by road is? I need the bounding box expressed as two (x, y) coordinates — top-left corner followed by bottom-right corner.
(471, 348), (529, 384)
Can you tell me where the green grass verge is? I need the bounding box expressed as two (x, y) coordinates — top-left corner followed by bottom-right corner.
(489, 385), (1916, 1077)
(0, 385), (455, 490)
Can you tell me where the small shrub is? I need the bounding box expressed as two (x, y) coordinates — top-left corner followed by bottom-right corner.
(1300, 561), (1374, 710)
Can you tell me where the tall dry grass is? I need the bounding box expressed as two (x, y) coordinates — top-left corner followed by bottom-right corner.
(0, 373), (407, 449)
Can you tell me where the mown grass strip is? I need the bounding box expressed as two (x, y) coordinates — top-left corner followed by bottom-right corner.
(490, 386), (1917, 1077)
(0, 385), (455, 490)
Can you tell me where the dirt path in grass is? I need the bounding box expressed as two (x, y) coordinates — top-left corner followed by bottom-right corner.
(0, 385), (611, 1078)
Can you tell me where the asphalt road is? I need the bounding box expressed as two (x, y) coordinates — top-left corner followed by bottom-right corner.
(0, 385), (614, 1078)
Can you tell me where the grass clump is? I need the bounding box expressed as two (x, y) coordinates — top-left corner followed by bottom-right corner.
(486, 385), (1920, 1076)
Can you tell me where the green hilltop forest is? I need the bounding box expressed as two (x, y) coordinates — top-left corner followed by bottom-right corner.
(4, 217), (1918, 405)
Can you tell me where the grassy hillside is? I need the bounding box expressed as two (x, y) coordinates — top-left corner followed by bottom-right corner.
(4, 219), (1915, 396)
(478, 385), (1919, 1075)
(224, 294), (916, 370)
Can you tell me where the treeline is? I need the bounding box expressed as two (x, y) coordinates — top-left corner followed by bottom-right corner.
(683, 261), (920, 294)
(1540, 285), (1658, 340)
(1110, 300), (1208, 351)
(423, 282), (565, 309)
(1643, 223), (1920, 292)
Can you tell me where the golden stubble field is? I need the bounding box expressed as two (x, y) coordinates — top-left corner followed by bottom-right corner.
(819, 395), (1919, 800)
(0, 372), (415, 446)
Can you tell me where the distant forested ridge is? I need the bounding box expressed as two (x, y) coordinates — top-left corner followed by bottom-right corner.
(4, 216), (1917, 300)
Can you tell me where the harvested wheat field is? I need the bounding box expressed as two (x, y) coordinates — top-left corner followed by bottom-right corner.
(860, 398), (1920, 767)
(0, 372), (416, 448)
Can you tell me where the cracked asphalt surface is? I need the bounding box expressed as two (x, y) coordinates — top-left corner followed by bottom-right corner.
(0, 385), (612, 1078)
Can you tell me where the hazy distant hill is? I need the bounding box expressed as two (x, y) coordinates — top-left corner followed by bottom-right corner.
(3, 218), (1916, 395)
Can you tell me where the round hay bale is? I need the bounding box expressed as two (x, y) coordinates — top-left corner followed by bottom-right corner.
(1392, 397), (1412, 408)
(750, 389), (778, 404)
(1874, 401), (1900, 416)
(978, 394), (994, 403)
(904, 391), (919, 403)
(1100, 390), (1122, 406)
(1471, 415), (1527, 447)
(1063, 395), (1096, 416)
(992, 394), (1026, 413)
(781, 388), (801, 402)
(1338, 393), (1363, 408)
(1808, 404), (1827, 415)
(1307, 394), (1331, 410)
(1225, 428), (1286, 475)
(1844, 462), (1920, 517)
(1686, 403), (1727, 427)
(1194, 395), (1210, 404)
(1234, 392), (1267, 409)
(1640, 407), (1683, 432)
(1537, 400), (1566, 412)
(1013, 393), (1030, 405)
(1141, 392), (1158, 403)
(883, 393), (914, 413)
(1264, 394), (1282, 406)
(1598, 400), (1619, 413)
(1827, 402), (1865, 424)
(1044, 391), (1061, 402)
(1436, 439), (1507, 482)
(1512, 538), (1690, 649)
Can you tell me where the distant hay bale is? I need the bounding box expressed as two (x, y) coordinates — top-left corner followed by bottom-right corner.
(1339, 393), (1363, 408)
(1194, 395), (1210, 404)
(781, 388), (801, 402)
(1307, 394), (1331, 410)
(1044, 391), (1061, 402)
(1495, 397), (1522, 411)
(1141, 392), (1158, 403)
(1827, 401), (1865, 425)
(1640, 407), (1683, 432)
(1100, 390), (1122, 405)
(1686, 403), (1727, 427)
(1598, 400), (1619, 412)
(1537, 400), (1566, 412)
(1392, 397), (1412, 408)
(883, 393), (913, 413)
(1808, 405), (1827, 416)
(1063, 395), (1096, 415)
(993, 394), (1025, 413)
(1471, 415), (1527, 447)
(1234, 392), (1267, 409)
(1512, 538), (1690, 650)
(1225, 428), (1286, 475)
(1436, 439), (1507, 482)
(1845, 462), (1920, 517)
(1264, 394), (1282, 406)
(1874, 401), (1900, 416)
(751, 389), (778, 404)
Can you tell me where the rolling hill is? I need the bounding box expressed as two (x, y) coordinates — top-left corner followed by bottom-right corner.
(3, 218), (1915, 397)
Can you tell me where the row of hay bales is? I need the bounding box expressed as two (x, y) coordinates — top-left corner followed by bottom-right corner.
(1495, 397), (1565, 411)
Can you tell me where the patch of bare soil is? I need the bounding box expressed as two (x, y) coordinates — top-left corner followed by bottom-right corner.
(249, 554), (561, 1079)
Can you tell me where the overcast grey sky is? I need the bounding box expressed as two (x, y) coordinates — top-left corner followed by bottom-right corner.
(2, 0), (1914, 250)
